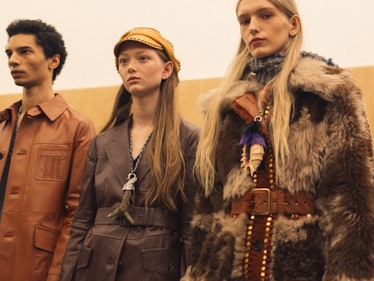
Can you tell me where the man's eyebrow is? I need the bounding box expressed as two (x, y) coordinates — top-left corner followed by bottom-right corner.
(5, 45), (33, 56)
(7, 45), (33, 51)
(18, 45), (33, 50)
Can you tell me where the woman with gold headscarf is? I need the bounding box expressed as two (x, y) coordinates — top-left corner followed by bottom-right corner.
(59, 27), (200, 281)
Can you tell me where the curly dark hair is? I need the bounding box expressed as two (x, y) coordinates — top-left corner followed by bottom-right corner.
(6, 19), (68, 81)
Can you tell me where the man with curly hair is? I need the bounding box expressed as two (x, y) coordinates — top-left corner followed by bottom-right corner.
(0, 19), (95, 281)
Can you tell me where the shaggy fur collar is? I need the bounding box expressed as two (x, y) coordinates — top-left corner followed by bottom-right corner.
(199, 56), (355, 113)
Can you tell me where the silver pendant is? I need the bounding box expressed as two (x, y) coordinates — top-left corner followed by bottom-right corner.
(122, 173), (137, 191)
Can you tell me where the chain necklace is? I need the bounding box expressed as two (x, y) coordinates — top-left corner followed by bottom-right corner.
(122, 117), (153, 191)
(107, 117), (153, 222)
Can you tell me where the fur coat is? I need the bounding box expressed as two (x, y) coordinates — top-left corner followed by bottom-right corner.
(183, 56), (374, 281)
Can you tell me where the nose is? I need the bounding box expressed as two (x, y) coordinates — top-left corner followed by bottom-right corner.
(8, 53), (19, 68)
(127, 60), (137, 73)
(249, 18), (259, 34)
(128, 66), (136, 73)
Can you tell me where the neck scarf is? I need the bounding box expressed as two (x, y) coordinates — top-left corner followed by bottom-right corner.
(244, 51), (337, 84)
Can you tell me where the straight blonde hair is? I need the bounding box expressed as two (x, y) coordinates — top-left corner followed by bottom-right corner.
(195, 0), (303, 193)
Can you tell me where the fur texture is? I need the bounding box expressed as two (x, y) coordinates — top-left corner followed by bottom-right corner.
(183, 57), (374, 281)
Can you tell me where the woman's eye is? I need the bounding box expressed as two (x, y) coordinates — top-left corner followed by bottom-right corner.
(139, 56), (148, 61)
(261, 13), (272, 19)
(239, 17), (250, 26)
(119, 58), (128, 64)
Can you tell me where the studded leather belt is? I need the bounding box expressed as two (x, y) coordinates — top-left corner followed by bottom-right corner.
(230, 188), (315, 281)
(231, 188), (315, 217)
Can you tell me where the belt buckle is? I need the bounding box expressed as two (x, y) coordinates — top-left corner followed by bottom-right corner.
(251, 188), (271, 215)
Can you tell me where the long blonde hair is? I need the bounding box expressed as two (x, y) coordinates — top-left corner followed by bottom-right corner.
(102, 49), (185, 211)
(195, 0), (303, 193)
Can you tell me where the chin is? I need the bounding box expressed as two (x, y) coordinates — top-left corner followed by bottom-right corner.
(250, 47), (276, 59)
(14, 80), (24, 86)
(15, 81), (32, 88)
(251, 51), (272, 59)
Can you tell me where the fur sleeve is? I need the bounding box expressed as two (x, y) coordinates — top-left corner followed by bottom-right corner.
(316, 79), (374, 280)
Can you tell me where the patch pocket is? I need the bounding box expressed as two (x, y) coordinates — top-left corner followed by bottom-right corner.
(76, 246), (93, 270)
(34, 225), (59, 252)
(35, 146), (70, 182)
(142, 248), (180, 281)
(74, 246), (93, 281)
(33, 225), (59, 281)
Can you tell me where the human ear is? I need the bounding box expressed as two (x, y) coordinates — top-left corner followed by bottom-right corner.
(289, 15), (301, 37)
(161, 61), (173, 80)
(49, 54), (60, 70)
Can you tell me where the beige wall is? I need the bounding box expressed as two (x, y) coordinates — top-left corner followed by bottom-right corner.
(350, 67), (374, 129)
(0, 77), (223, 133)
(1, 66), (373, 140)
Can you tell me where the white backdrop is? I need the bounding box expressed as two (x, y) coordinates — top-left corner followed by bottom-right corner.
(1, 0), (374, 95)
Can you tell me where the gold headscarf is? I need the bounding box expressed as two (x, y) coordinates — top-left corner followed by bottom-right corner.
(114, 27), (181, 72)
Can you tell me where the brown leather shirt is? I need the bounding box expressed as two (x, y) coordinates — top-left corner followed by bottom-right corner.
(0, 94), (95, 281)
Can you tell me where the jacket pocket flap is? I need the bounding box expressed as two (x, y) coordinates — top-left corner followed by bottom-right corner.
(76, 246), (92, 270)
(142, 248), (180, 275)
(35, 225), (59, 253)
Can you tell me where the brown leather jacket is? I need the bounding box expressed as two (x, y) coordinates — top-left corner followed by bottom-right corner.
(59, 119), (200, 281)
(0, 94), (95, 281)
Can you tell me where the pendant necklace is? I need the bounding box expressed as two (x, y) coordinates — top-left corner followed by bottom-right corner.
(107, 116), (152, 222)
(122, 116), (152, 191)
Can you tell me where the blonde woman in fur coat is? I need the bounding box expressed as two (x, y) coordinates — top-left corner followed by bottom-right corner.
(182, 0), (374, 280)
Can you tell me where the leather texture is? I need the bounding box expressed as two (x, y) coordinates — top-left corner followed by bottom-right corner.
(59, 119), (200, 281)
(0, 94), (95, 281)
